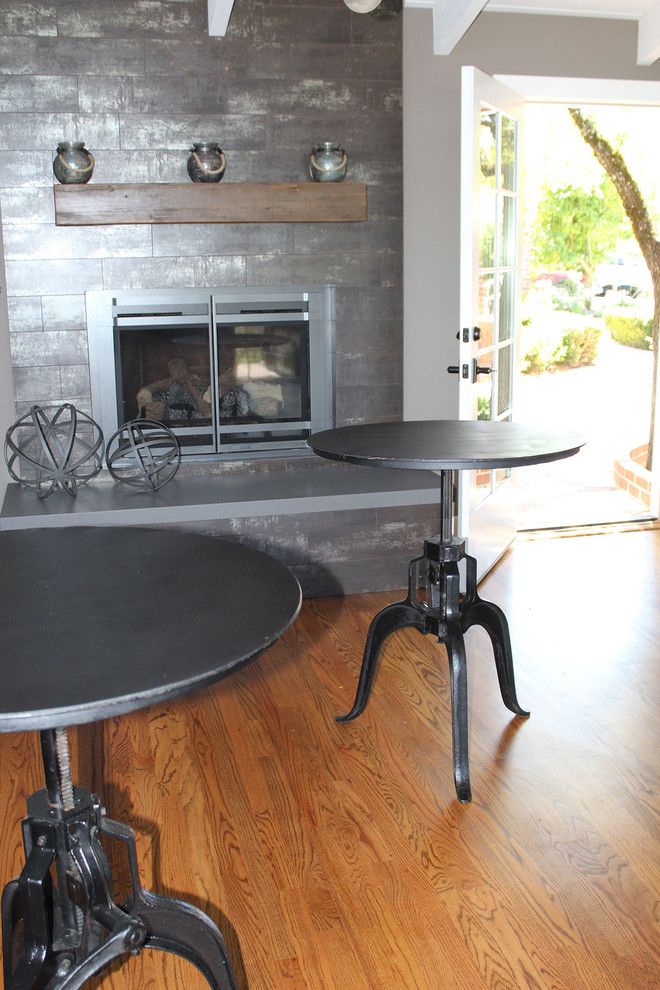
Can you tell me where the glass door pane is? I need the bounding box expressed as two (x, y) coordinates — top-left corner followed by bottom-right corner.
(475, 109), (518, 495)
(217, 321), (311, 447)
(115, 321), (214, 450)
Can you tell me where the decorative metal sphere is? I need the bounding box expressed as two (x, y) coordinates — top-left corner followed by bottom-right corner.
(4, 403), (104, 499)
(106, 420), (181, 493)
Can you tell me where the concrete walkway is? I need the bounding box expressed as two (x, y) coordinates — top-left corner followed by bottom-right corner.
(514, 331), (655, 529)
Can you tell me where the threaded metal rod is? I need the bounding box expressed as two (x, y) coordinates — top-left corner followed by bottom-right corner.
(55, 728), (75, 811)
(40, 727), (75, 812)
(439, 470), (454, 543)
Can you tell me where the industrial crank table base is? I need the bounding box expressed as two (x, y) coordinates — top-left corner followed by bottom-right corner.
(336, 471), (528, 804)
(2, 728), (237, 990)
(308, 421), (585, 805)
(0, 527), (302, 990)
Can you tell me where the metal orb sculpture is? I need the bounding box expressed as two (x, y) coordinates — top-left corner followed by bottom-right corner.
(106, 420), (181, 493)
(5, 403), (104, 499)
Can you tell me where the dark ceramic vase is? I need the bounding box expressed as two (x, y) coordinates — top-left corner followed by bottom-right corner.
(53, 142), (95, 184)
(187, 142), (226, 183)
(309, 141), (348, 182)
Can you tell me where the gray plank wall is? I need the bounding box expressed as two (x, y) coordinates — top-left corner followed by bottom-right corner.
(0, 0), (427, 595)
(0, 0), (402, 425)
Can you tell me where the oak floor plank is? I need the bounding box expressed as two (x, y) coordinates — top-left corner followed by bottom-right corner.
(0, 529), (658, 989)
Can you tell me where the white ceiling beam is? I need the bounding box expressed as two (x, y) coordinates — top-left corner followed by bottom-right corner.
(432, 0), (489, 53)
(208, 0), (235, 37)
(637, 0), (660, 64)
(404, 0), (490, 55)
(405, 0), (660, 64)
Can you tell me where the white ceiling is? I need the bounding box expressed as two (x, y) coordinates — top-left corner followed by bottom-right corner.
(403, 0), (660, 63)
(206, 0), (659, 65)
(485, 0), (654, 15)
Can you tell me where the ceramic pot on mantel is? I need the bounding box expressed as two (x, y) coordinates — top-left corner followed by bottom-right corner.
(309, 141), (348, 182)
(187, 142), (226, 183)
(53, 142), (95, 184)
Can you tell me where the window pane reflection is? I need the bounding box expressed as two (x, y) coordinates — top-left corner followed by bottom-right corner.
(497, 344), (513, 416)
(480, 189), (495, 268)
(476, 352), (494, 422)
(501, 116), (516, 191)
(499, 195), (516, 268)
(480, 112), (497, 187)
(498, 272), (514, 342)
(478, 274), (494, 348)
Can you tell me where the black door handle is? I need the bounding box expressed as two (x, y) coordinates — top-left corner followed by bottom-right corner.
(472, 359), (495, 383)
(447, 365), (469, 379)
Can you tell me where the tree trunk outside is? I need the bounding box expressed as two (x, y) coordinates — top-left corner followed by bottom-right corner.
(649, 288), (660, 470)
(569, 108), (659, 473)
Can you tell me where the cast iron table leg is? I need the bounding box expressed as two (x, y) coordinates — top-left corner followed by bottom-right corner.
(2, 728), (238, 990)
(337, 470), (530, 802)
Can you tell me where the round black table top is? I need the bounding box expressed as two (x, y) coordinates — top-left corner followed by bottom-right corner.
(0, 527), (302, 733)
(308, 420), (585, 471)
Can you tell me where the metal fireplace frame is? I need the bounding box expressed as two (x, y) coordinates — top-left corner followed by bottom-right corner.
(86, 285), (335, 458)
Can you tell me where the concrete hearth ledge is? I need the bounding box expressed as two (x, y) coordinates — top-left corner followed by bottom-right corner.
(0, 462), (441, 531)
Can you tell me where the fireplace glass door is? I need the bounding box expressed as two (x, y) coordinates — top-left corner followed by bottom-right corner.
(216, 318), (311, 450)
(91, 287), (333, 458)
(115, 309), (215, 452)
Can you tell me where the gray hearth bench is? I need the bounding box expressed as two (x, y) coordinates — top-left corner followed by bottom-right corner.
(0, 458), (441, 597)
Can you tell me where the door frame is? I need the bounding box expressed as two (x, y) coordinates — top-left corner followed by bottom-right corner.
(459, 67), (525, 578)
(495, 74), (660, 520)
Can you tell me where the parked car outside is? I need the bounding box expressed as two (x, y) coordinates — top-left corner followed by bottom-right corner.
(592, 260), (651, 299)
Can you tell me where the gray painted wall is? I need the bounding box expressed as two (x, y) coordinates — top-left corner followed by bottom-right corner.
(0, 0), (403, 429)
(403, 10), (660, 421)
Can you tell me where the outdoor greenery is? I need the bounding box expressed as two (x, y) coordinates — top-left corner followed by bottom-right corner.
(555, 326), (602, 367)
(521, 325), (601, 374)
(604, 312), (653, 350)
(526, 110), (658, 469)
(570, 108), (659, 470)
(532, 178), (630, 284)
(477, 396), (491, 420)
(521, 342), (548, 375)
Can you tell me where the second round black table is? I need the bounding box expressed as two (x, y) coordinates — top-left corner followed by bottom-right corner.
(0, 527), (301, 990)
(308, 420), (585, 803)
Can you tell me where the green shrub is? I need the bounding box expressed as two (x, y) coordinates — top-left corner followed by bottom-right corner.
(477, 396), (491, 421)
(605, 312), (653, 350)
(554, 326), (601, 368)
(521, 343), (548, 375)
(553, 296), (588, 315)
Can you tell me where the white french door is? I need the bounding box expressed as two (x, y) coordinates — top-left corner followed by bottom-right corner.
(458, 67), (525, 578)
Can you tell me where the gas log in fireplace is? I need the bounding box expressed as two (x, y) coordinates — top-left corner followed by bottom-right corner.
(86, 286), (334, 456)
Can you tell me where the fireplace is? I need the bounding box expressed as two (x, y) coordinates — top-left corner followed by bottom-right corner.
(86, 286), (334, 456)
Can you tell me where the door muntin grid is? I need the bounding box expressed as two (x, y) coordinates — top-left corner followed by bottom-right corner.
(474, 108), (519, 502)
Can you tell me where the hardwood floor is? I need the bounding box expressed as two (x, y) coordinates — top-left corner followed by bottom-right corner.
(1, 530), (658, 989)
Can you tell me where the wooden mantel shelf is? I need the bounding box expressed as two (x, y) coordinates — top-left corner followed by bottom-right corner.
(53, 181), (367, 225)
